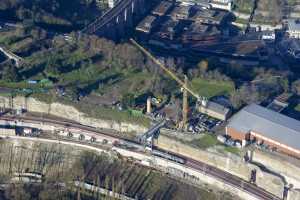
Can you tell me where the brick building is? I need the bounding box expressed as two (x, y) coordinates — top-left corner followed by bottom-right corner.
(226, 104), (300, 158)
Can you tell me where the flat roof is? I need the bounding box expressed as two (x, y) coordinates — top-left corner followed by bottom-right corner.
(152, 1), (173, 16)
(136, 15), (157, 33)
(227, 104), (300, 150)
(189, 8), (227, 24)
(201, 101), (230, 116)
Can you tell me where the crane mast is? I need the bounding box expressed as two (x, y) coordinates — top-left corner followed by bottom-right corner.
(130, 39), (200, 100)
(130, 39), (206, 130)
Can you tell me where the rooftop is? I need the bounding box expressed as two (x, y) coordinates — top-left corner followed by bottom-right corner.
(202, 100), (231, 116)
(227, 104), (300, 151)
(189, 7), (228, 25)
(136, 15), (157, 33)
(210, 0), (233, 5)
(170, 5), (191, 20)
(152, 1), (173, 16)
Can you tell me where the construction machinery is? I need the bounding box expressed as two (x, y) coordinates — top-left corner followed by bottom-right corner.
(130, 38), (206, 129)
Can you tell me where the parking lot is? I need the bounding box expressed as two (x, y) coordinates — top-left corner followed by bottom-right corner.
(188, 113), (222, 134)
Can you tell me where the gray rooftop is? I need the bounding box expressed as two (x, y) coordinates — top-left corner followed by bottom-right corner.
(205, 101), (230, 115)
(228, 104), (300, 150)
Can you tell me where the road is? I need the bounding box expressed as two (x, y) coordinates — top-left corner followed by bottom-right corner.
(0, 114), (282, 200)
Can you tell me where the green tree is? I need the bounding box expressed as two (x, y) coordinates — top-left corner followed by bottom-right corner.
(292, 79), (300, 96)
(121, 93), (135, 109)
(197, 60), (209, 74)
(2, 64), (20, 82)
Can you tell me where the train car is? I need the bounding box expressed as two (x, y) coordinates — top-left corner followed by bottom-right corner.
(152, 149), (186, 164)
(113, 140), (145, 152)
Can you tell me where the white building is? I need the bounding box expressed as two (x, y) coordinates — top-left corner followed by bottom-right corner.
(108, 0), (120, 8)
(287, 19), (300, 39)
(209, 0), (233, 11)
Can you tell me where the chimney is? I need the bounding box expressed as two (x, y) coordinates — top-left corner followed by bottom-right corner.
(147, 97), (152, 114)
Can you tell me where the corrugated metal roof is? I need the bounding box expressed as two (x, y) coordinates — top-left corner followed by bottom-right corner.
(227, 104), (300, 150)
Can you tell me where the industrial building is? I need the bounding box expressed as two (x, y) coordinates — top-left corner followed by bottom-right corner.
(152, 1), (174, 16)
(278, 38), (300, 62)
(287, 19), (300, 39)
(189, 6), (229, 25)
(182, 22), (221, 43)
(198, 100), (231, 121)
(209, 0), (233, 11)
(226, 104), (300, 158)
(156, 19), (181, 40)
(136, 15), (158, 33)
(170, 5), (191, 20)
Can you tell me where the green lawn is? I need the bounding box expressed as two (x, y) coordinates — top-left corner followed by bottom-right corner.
(294, 104), (300, 112)
(190, 78), (235, 98)
(190, 134), (220, 150)
(223, 146), (240, 155)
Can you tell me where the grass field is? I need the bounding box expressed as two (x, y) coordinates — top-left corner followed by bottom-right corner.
(190, 78), (235, 98)
(189, 134), (240, 155)
(190, 134), (220, 150)
(294, 104), (300, 112)
(223, 146), (240, 155)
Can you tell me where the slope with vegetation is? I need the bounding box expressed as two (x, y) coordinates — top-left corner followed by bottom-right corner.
(0, 0), (105, 29)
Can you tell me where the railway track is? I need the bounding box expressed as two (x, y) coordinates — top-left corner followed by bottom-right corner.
(0, 115), (282, 200)
(186, 158), (281, 200)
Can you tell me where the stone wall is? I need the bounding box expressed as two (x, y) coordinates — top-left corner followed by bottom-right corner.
(288, 189), (300, 200)
(0, 96), (148, 134)
(252, 150), (300, 189)
(155, 135), (284, 198)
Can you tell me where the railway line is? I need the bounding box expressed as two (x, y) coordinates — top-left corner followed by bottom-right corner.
(0, 114), (282, 200)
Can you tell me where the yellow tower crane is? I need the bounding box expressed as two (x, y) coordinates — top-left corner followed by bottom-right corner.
(130, 39), (204, 129)
(130, 39), (200, 100)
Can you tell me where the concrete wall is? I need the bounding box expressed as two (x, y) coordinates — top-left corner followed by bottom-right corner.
(0, 96), (148, 134)
(287, 189), (300, 200)
(155, 135), (284, 198)
(2, 137), (255, 200)
(252, 150), (300, 189)
(114, 146), (258, 200)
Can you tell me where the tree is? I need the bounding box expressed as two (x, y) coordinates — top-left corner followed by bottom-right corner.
(292, 79), (300, 96)
(2, 64), (20, 82)
(5, 184), (31, 200)
(121, 93), (135, 109)
(197, 60), (209, 74)
(230, 84), (260, 109)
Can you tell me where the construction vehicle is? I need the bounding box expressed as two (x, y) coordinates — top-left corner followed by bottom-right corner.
(130, 38), (208, 129)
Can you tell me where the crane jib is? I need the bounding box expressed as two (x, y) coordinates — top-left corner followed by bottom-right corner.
(130, 39), (200, 100)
